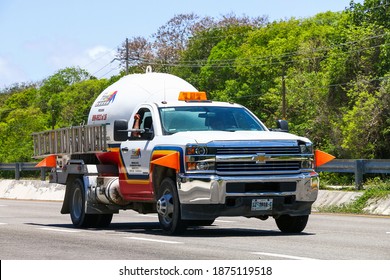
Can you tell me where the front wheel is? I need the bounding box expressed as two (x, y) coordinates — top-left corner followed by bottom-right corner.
(275, 215), (309, 233)
(156, 178), (186, 235)
(96, 214), (113, 228)
(187, 219), (215, 227)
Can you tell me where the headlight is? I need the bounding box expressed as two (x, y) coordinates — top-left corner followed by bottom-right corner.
(301, 160), (314, 169)
(185, 144), (215, 172)
(299, 143), (313, 154)
(186, 145), (208, 155)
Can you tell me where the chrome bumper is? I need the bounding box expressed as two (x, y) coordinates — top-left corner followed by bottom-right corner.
(177, 172), (319, 204)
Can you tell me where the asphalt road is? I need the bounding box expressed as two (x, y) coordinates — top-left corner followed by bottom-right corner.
(0, 199), (389, 260)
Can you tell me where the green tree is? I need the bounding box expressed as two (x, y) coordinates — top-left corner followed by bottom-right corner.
(349, 0), (390, 29)
(0, 108), (46, 162)
(56, 79), (109, 127)
(38, 67), (92, 128)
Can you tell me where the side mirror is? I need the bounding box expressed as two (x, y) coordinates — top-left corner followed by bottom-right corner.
(276, 120), (289, 132)
(114, 119), (129, 141)
(143, 128), (154, 140)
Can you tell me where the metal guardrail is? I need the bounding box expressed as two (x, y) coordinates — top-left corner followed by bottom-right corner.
(316, 159), (390, 190)
(0, 163), (48, 181)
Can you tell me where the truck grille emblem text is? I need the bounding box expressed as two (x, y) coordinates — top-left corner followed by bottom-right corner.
(252, 153), (270, 163)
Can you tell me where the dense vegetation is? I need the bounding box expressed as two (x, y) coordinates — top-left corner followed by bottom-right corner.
(1, 0), (389, 163)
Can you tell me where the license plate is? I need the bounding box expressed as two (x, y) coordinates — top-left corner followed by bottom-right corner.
(251, 198), (273, 211)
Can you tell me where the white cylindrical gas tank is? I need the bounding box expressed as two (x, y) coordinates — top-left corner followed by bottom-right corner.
(88, 71), (198, 142)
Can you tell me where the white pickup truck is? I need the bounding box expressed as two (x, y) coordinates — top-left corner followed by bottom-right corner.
(33, 70), (319, 234)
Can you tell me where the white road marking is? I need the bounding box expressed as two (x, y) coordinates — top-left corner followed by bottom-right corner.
(125, 237), (183, 244)
(386, 232), (390, 234)
(0, 223), (7, 225)
(252, 252), (318, 260)
(39, 227), (81, 233)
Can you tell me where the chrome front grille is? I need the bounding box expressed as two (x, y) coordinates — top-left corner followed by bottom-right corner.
(214, 144), (303, 175)
(216, 146), (300, 155)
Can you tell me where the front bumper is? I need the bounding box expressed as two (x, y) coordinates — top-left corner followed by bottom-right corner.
(177, 172), (319, 219)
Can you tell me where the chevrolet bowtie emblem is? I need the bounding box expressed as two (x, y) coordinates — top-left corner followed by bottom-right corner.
(252, 153), (270, 163)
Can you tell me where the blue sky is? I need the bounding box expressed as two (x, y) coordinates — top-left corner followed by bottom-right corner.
(0, 0), (363, 88)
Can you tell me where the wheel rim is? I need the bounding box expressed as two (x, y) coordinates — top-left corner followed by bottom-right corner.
(71, 187), (82, 220)
(157, 190), (174, 224)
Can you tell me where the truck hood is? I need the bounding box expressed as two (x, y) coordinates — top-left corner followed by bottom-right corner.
(169, 130), (311, 144)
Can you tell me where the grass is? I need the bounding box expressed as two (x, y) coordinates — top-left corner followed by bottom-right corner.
(317, 179), (390, 214)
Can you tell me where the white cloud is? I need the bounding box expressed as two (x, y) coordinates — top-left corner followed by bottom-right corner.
(0, 42), (121, 89)
(47, 44), (120, 79)
(83, 45), (121, 77)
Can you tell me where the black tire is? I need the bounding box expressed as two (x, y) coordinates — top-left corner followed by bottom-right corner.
(69, 178), (99, 228)
(187, 219), (215, 227)
(275, 215), (309, 233)
(156, 178), (187, 235)
(96, 214), (113, 228)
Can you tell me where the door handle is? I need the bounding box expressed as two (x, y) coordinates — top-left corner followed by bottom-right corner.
(121, 147), (129, 152)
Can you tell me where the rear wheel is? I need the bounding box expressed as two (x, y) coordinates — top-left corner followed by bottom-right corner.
(156, 178), (187, 235)
(275, 215), (309, 233)
(69, 178), (112, 228)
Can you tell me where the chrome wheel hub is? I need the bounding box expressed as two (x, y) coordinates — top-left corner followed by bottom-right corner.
(157, 192), (174, 223)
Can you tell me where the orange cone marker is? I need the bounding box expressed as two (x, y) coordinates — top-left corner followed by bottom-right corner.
(315, 150), (335, 167)
(35, 155), (57, 168)
(151, 152), (180, 171)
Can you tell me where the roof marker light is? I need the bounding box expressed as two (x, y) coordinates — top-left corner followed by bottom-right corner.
(178, 91), (207, 101)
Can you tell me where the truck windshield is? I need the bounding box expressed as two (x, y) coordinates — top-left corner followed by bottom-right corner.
(159, 106), (266, 134)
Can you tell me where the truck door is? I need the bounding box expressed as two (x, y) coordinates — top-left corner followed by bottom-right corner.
(119, 106), (155, 200)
